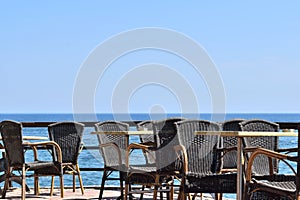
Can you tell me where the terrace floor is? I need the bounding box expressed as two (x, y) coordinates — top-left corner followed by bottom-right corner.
(0, 187), (223, 199)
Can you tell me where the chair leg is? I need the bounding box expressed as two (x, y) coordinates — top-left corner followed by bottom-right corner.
(213, 193), (218, 200)
(60, 175), (64, 198)
(34, 174), (39, 195)
(21, 165), (26, 200)
(99, 168), (107, 199)
(140, 185), (145, 200)
(216, 193), (223, 200)
(124, 182), (129, 200)
(73, 173), (76, 192)
(178, 178), (185, 200)
(50, 176), (55, 196)
(76, 164), (85, 194)
(1, 171), (10, 198)
(153, 174), (160, 200)
(170, 181), (174, 200)
(160, 186), (164, 200)
(119, 171), (124, 199)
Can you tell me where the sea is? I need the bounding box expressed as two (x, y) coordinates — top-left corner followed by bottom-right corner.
(0, 113), (299, 198)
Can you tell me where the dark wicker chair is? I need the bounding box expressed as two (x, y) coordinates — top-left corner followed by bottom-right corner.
(241, 120), (297, 199)
(94, 121), (129, 200)
(151, 117), (185, 199)
(175, 119), (237, 200)
(124, 120), (171, 200)
(0, 120), (64, 200)
(240, 119), (280, 176)
(221, 119), (245, 173)
(125, 141), (159, 200)
(125, 118), (185, 199)
(47, 122), (85, 195)
(0, 143), (30, 191)
(136, 120), (155, 165)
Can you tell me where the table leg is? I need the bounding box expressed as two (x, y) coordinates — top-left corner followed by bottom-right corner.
(236, 137), (243, 200)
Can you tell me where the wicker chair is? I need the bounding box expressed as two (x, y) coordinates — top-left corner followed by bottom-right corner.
(152, 117), (185, 199)
(244, 148), (296, 200)
(94, 121), (129, 200)
(124, 120), (172, 200)
(125, 141), (158, 200)
(136, 120), (155, 165)
(125, 118), (184, 199)
(0, 143), (30, 191)
(47, 122), (85, 195)
(220, 119), (245, 173)
(0, 120), (64, 200)
(241, 120), (297, 199)
(175, 119), (237, 200)
(240, 119), (280, 176)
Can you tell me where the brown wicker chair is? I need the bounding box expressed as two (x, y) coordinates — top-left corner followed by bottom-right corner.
(241, 120), (297, 199)
(96, 121), (157, 199)
(220, 119), (245, 173)
(125, 141), (158, 200)
(0, 120), (64, 200)
(94, 121), (129, 200)
(175, 119), (237, 200)
(124, 120), (174, 200)
(125, 118), (185, 199)
(244, 148), (296, 200)
(47, 122), (85, 195)
(240, 119), (280, 176)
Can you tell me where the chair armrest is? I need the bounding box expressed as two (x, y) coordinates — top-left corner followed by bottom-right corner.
(128, 142), (152, 150)
(245, 147), (298, 154)
(24, 141), (62, 163)
(216, 146), (237, 158)
(217, 146), (237, 152)
(139, 141), (156, 146)
(276, 147), (298, 154)
(245, 147), (296, 182)
(125, 142), (156, 167)
(243, 147), (261, 153)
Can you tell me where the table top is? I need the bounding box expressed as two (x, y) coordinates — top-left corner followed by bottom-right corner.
(91, 131), (153, 135)
(195, 131), (298, 137)
(0, 136), (49, 140)
(91, 130), (298, 137)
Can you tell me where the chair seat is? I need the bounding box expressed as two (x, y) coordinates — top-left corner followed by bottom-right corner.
(130, 165), (156, 172)
(251, 174), (296, 194)
(33, 161), (62, 175)
(185, 173), (237, 193)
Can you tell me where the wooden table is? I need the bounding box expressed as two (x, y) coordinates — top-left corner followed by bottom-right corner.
(91, 131), (153, 136)
(195, 131), (298, 200)
(0, 136), (48, 140)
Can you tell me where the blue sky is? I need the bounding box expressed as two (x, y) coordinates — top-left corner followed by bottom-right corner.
(0, 1), (299, 113)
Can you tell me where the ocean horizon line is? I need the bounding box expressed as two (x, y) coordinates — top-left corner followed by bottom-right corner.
(1, 112), (300, 114)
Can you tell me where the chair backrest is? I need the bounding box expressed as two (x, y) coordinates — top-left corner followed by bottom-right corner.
(152, 117), (185, 173)
(176, 119), (221, 175)
(94, 121), (129, 166)
(48, 122), (84, 164)
(221, 119), (244, 170)
(136, 120), (155, 165)
(239, 119), (279, 175)
(0, 120), (25, 168)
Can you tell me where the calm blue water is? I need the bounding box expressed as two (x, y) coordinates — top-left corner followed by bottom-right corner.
(0, 113), (299, 197)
